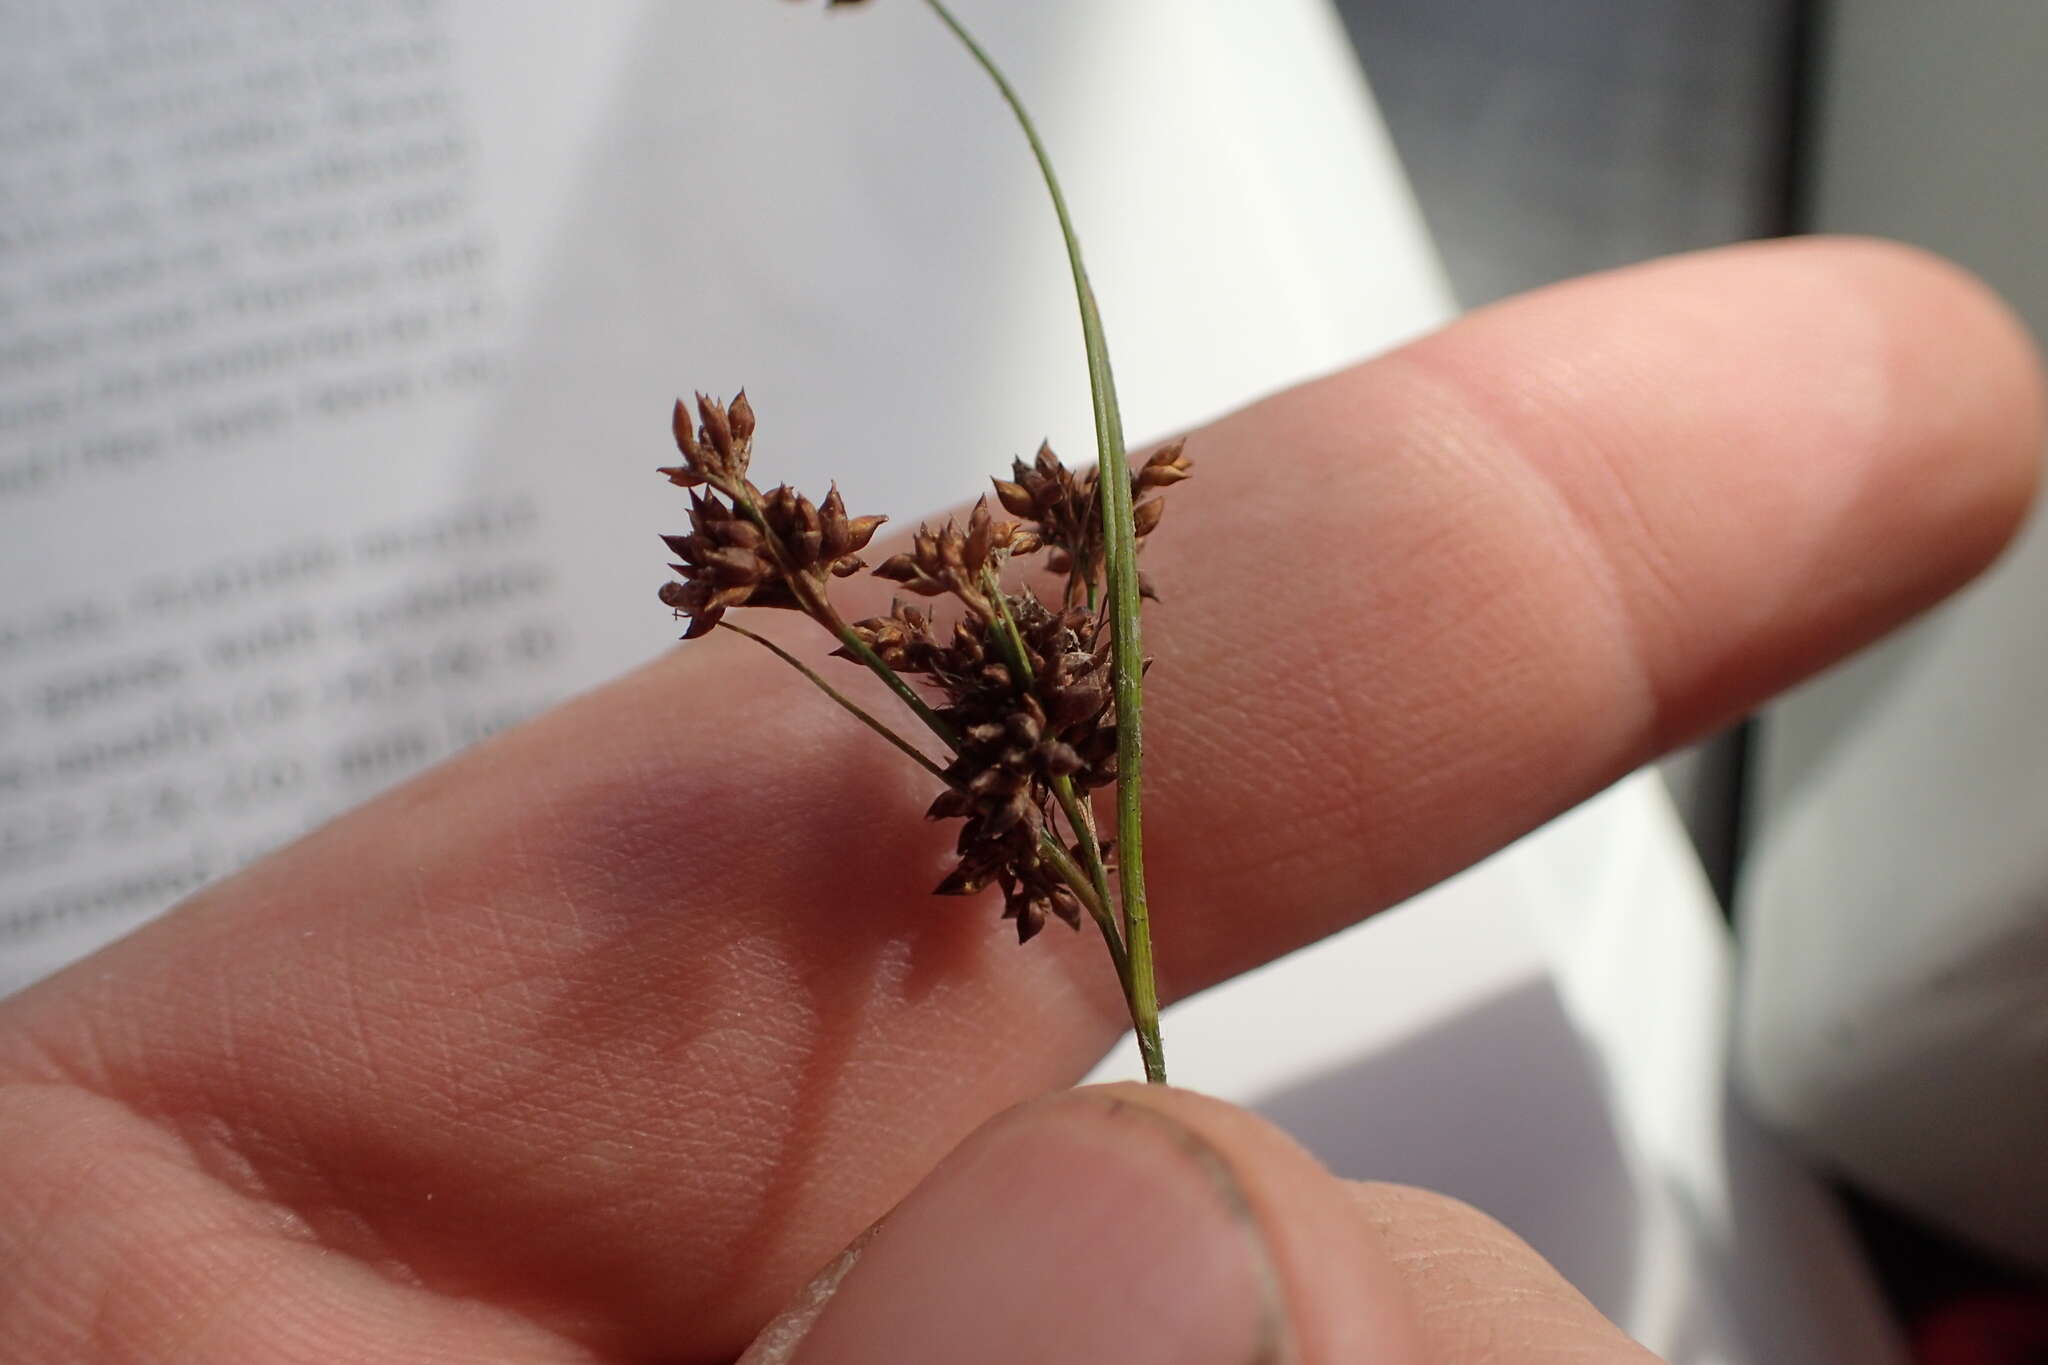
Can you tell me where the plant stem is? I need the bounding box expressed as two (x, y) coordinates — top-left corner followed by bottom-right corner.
(717, 622), (948, 781)
(1040, 837), (1130, 984)
(979, 571), (1036, 688)
(923, 0), (1163, 1083)
(727, 485), (959, 747)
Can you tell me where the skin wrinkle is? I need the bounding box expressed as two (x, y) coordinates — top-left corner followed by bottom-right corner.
(115, 1225), (306, 1365)
(42, 997), (414, 1281)
(518, 759), (599, 951)
(1457, 293), (1740, 672)
(141, 914), (747, 1325)
(695, 922), (893, 1338)
(370, 769), (880, 1326)
(1143, 361), (1648, 985)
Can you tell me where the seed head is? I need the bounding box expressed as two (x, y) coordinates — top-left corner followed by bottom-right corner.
(871, 497), (1031, 622)
(838, 587), (1120, 942)
(655, 393), (885, 638)
(659, 392), (758, 493)
(995, 440), (1188, 603)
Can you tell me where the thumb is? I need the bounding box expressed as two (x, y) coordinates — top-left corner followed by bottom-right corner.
(739, 1083), (1668, 1364)
(735, 1083), (1388, 1364)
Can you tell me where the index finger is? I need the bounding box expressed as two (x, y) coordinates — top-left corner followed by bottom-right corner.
(3, 237), (2039, 1361)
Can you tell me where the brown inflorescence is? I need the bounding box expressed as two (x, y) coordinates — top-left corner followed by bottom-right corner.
(656, 393), (885, 638)
(654, 390), (1190, 944)
(842, 591), (1118, 941)
(870, 497), (1040, 623)
(993, 439), (1189, 602)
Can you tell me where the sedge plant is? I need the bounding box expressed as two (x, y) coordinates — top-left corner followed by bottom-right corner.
(657, 0), (1177, 1082)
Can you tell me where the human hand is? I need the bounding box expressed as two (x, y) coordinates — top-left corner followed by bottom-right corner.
(0, 238), (2039, 1364)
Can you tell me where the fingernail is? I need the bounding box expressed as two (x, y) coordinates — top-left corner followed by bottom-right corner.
(737, 1224), (883, 1365)
(784, 1093), (1287, 1365)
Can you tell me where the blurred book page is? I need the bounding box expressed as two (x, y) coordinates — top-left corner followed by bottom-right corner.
(0, 1), (644, 993)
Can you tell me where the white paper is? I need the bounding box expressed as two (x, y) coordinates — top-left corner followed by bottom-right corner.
(0, 0), (650, 993)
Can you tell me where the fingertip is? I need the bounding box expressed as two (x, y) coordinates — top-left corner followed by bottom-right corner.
(1778, 234), (2044, 553)
(1750, 234), (2045, 671)
(1398, 233), (2045, 739)
(758, 1082), (1427, 1365)
(1077, 1084), (1429, 1365)
(1871, 235), (2042, 546)
(1345, 1180), (1663, 1363)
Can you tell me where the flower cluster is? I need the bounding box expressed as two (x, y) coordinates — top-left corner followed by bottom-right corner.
(655, 393), (1189, 943)
(870, 498), (1038, 622)
(844, 592), (1120, 940)
(717, 0), (1178, 1076)
(994, 439), (1191, 601)
(656, 394), (885, 637)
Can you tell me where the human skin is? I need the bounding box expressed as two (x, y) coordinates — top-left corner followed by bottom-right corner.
(0, 237), (2040, 1364)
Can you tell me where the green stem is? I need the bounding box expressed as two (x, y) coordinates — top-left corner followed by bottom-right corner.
(829, 617), (959, 748)
(924, 0), (1163, 1083)
(1053, 779), (1112, 914)
(1041, 836), (1130, 985)
(728, 485), (959, 747)
(979, 571), (1037, 688)
(717, 622), (947, 781)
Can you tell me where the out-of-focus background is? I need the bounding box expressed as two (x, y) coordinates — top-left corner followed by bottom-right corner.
(1336, 0), (1808, 906)
(1339, 2), (2048, 1357)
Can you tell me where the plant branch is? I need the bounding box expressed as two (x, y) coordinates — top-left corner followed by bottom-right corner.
(1040, 836), (1129, 983)
(924, 0), (1163, 1083)
(727, 483), (960, 748)
(717, 622), (948, 781)
(978, 570), (1037, 687)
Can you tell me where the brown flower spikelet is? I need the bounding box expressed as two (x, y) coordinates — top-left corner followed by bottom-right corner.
(656, 393), (885, 638)
(840, 590), (1117, 942)
(654, 391), (1194, 945)
(993, 439), (1188, 601)
(870, 496), (1041, 623)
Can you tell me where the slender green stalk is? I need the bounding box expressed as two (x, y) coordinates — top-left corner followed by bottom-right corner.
(1052, 780), (1113, 918)
(823, 614), (959, 746)
(728, 486), (959, 747)
(1041, 837), (1131, 984)
(923, 0), (1164, 1083)
(979, 572), (1037, 688)
(718, 622), (948, 781)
